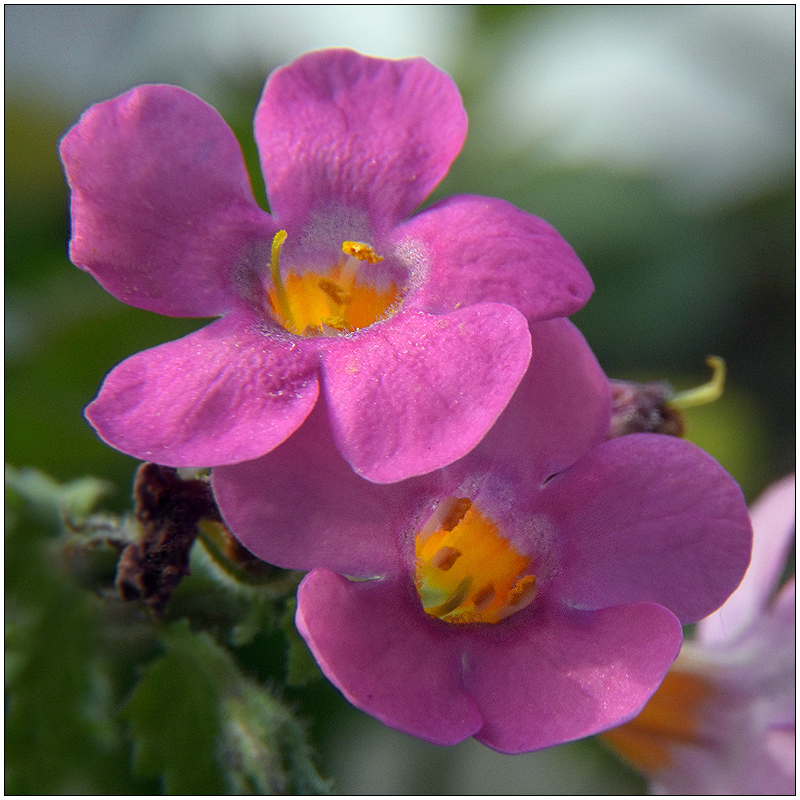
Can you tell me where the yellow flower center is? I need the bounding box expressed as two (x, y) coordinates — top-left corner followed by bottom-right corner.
(600, 666), (714, 774)
(415, 497), (537, 625)
(268, 231), (401, 336)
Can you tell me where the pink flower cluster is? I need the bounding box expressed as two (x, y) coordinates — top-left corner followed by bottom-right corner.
(61, 49), (754, 754)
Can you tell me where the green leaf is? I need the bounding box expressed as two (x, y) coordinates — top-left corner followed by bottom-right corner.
(124, 633), (228, 795)
(4, 464), (111, 529)
(220, 680), (331, 795)
(125, 621), (329, 794)
(5, 587), (123, 794)
(6, 467), (329, 794)
(5, 467), (151, 794)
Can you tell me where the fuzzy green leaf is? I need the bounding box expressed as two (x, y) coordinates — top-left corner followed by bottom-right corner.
(125, 621), (329, 794)
(5, 468), (152, 794)
(124, 638), (227, 794)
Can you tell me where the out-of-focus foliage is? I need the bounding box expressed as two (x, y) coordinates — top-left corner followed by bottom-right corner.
(5, 467), (330, 795)
(5, 469), (158, 794)
(124, 621), (329, 795)
(5, 5), (793, 794)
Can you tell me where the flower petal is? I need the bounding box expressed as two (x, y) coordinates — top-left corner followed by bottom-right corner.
(321, 304), (532, 483)
(85, 314), (319, 466)
(296, 569), (483, 746)
(756, 578), (796, 727)
(60, 85), (274, 317)
(399, 194), (593, 319)
(652, 729), (797, 795)
(212, 401), (413, 577)
(651, 586), (795, 794)
(474, 319), (611, 488)
(699, 473), (795, 646)
(650, 627), (797, 796)
(542, 434), (753, 623)
(681, 578), (794, 730)
(463, 602), (682, 754)
(255, 49), (467, 232)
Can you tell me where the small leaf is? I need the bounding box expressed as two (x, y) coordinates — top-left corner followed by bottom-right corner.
(5, 469), (151, 794)
(123, 634), (227, 794)
(125, 621), (329, 794)
(220, 686), (331, 795)
(5, 464), (112, 524)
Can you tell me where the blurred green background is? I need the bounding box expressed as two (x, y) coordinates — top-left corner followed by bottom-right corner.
(5, 5), (794, 794)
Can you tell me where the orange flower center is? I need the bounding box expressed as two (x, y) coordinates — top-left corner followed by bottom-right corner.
(414, 497), (537, 624)
(268, 231), (401, 337)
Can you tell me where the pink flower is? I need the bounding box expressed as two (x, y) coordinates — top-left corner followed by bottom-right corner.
(59, 49), (592, 482)
(602, 474), (795, 794)
(212, 319), (753, 753)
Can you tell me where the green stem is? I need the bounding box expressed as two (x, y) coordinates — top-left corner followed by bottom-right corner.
(670, 356), (726, 409)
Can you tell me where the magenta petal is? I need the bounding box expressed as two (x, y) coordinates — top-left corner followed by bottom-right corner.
(717, 576), (796, 727)
(60, 85), (274, 317)
(399, 195), (593, 320)
(655, 726), (797, 796)
(255, 49), (467, 231)
(85, 315), (319, 466)
(543, 434), (753, 624)
(212, 402), (409, 576)
(475, 319), (611, 486)
(464, 603), (682, 754)
(296, 570), (483, 746)
(322, 304), (532, 483)
(699, 473), (795, 646)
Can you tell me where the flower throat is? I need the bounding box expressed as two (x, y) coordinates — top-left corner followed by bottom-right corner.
(415, 498), (537, 625)
(268, 230), (401, 336)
